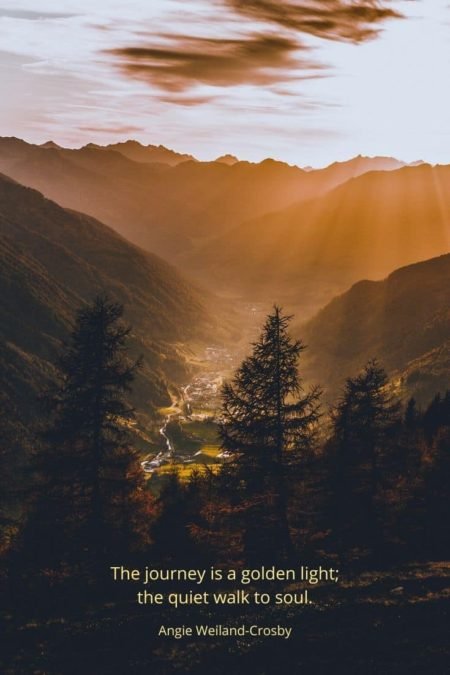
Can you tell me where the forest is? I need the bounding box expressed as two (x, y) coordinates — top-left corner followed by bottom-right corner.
(1, 296), (449, 674)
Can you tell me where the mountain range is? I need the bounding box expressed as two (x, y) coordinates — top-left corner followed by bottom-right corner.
(2, 137), (449, 417)
(0, 138), (408, 263)
(82, 140), (195, 165)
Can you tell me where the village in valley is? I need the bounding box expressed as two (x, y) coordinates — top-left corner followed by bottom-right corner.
(140, 345), (236, 482)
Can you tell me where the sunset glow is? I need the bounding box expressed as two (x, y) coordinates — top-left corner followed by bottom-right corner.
(0, 0), (448, 165)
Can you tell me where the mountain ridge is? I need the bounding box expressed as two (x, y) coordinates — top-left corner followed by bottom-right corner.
(301, 253), (450, 403)
(0, 173), (222, 435)
(0, 137), (416, 262)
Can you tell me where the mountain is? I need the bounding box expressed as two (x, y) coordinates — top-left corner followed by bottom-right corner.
(315, 154), (405, 182)
(0, 173), (221, 436)
(40, 140), (61, 149)
(215, 154), (239, 165)
(83, 140), (195, 165)
(301, 253), (450, 404)
(0, 138), (409, 262)
(188, 163), (450, 315)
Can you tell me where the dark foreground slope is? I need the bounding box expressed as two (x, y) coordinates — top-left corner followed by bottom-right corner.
(0, 174), (219, 431)
(302, 253), (450, 402)
(1, 562), (449, 675)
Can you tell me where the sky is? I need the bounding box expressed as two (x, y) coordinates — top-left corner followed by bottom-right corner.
(0, 0), (449, 166)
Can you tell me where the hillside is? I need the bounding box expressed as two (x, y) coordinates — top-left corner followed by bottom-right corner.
(0, 173), (220, 434)
(188, 164), (450, 314)
(301, 253), (450, 403)
(0, 138), (406, 261)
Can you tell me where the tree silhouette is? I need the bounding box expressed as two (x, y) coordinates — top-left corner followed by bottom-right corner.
(423, 391), (450, 442)
(328, 360), (400, 561)
(17, 296), (151, 590)
(219, 305), (320, 562)
(151, 470), (208, 566)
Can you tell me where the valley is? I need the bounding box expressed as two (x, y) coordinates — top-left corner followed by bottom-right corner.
(2, 140), (450, 479)
(140, 350), (229, 485)
(140, 306), (268, 486)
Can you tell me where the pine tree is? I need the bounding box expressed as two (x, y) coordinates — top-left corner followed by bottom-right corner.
(17, 296), (151, 587)
(404, 397), (420, 431)
(219, 305), (321, 562)
(423, 393), (442, 442)
(423, 390), (450, 442)
(328, 360), (400, 561)
(152, 471), (207, 566)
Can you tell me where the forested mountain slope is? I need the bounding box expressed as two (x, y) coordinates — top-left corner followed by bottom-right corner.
(302, 253), (450, 403)
(0, 174), (219, 429)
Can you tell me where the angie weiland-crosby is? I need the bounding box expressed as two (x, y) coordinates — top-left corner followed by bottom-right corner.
(158, 624), (293, 640)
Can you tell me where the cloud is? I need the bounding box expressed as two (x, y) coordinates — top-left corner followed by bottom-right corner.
(0, 8), (76, 20)
(78, 124), (144, 134)
(225, 0), (404, 43)
(107, 1), (406, 99)
(109, 34), (319, 92)
(156, 93), (217, 106)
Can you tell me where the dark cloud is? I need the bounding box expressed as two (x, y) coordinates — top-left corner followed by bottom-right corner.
(108, 1), (405, 99)
(225, 0), (403, 43)
(110, 34), (319, 92)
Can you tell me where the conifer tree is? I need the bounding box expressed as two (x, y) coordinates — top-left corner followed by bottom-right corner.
(219, 306), (320, 561)
(423, 393), (443, 442)
(328, 360), (400, 560)
(18, 296), (151, 585)
(404, 397), (420, 431)
(423, 391), (450, 442)
(152, 471), (207, 566)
